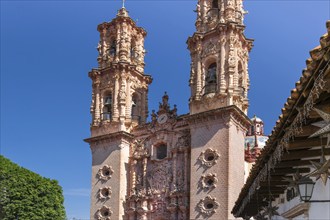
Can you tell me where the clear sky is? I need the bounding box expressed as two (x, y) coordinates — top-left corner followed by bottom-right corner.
(1, 0), (329, 219)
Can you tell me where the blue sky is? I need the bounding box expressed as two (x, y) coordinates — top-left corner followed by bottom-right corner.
(1, 0), (329, 219)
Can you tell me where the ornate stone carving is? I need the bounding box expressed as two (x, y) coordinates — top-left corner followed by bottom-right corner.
(197, 196), (219, 216)
(132, 139), (150, 159)
(202, 42), (216, 57)
(95, 205), (113, 220)
(97, 165), (114, 181)
(198, 148), (220, 167)
(147, 161), (172, 192)
(175, 134), (190, 149)
(200, 173), (218, 189)
(98, 186), (112, 200)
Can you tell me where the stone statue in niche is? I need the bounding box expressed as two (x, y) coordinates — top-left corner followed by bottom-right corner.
(132, 139), (149, 159)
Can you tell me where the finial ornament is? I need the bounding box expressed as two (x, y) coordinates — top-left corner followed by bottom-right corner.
(122, 0), (126, 8)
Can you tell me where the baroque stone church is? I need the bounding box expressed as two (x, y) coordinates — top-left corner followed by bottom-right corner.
(84, 0), (254, 219)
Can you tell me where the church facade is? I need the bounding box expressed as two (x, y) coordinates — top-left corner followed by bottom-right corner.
(84, 1), (253, 219)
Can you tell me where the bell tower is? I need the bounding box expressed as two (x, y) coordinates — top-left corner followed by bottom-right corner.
(89, 7), (152, 135)
(187, 0), (253, 115)
(86, 7), (152, 220)
(186, 1), (252, 219)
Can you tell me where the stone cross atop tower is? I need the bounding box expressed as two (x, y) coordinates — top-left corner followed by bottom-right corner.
(188, 0), (253, 115)
(89, 7), (152, 136)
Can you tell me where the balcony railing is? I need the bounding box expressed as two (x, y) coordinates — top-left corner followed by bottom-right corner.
(102, 112), (112, 121)
(204, 83), (217, 94)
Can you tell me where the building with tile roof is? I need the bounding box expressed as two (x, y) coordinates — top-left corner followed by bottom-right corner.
(232, 20), (330, 220)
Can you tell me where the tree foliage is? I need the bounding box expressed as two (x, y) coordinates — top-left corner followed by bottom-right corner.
(0, 155), (66, 220)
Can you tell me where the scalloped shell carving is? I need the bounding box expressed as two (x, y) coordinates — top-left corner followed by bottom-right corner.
(200, 173), (218, 189)
(97, 165), (114, 181)
(95, 205), (113, 220)
(197, 195), (219, 216)
(198, 148), (220, 167)
(98, 186), (112, 200)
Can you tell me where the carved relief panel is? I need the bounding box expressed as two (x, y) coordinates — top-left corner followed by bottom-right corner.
(126, 126), (191, 219)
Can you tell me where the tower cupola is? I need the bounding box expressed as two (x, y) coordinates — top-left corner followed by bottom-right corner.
(89, 6), (152, 135)
(188, 0), (253, 115)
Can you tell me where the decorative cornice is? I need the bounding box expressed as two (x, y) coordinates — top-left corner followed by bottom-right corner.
(84, 131), (134, 144)
(184, 105), (251, 129)
(97, 16), (146, 37)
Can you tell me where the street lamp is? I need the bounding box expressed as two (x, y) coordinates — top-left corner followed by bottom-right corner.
(297, 177), (315, 202)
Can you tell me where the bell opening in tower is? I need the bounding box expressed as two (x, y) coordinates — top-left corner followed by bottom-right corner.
(204, 62), (217, 94)
(102, 93), (112, 121)
(131, 93), (141, 124)
(110, 40), (116, 56)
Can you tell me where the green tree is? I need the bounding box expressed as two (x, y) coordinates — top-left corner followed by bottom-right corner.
(0, 155), (66, 220)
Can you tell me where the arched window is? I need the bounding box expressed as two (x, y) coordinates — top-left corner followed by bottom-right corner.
(131, 93), (140, 124)
(212, 0), (219, 9)
(103, 93), (112, 120)
(156, 144), (167, 160)
(205, 62), (217, 94)
(130, 40), (136, 59)
(110, 40), (116, 56)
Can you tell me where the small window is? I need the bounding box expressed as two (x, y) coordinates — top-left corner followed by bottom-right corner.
(110, 40), (116, 56)
(156, 144), (167, 160)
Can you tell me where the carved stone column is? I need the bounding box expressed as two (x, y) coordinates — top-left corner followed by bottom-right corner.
(94, 79), (101, 124)
(115, 24), (120, 62)
(219, 36), (226, 93)
(131, 159), (137, 190)
(119, 74), (127, 130)
(125, 77), (132, 119)
(183, 149), (188, 191)
(142, 157), (147, 188)
(141, 89), (146, 124)
(172, 150), (177, 191)
(196, 53), (202, 99)
(113, 75), (119, 120)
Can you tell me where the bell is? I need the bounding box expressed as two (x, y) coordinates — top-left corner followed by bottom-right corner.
(132, 100), (137, 107)
(105, 97), (112, 106)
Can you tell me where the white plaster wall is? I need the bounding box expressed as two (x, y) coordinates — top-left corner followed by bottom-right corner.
(274, 178), (330, 220)
(308, 179), (330, 219)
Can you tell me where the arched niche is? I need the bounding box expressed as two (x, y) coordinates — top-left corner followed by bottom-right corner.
(131, 92), (141, 124)
(109, 39), (116, 57)
(102, 90), (113, 121)
(204, 58), (217, 94)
